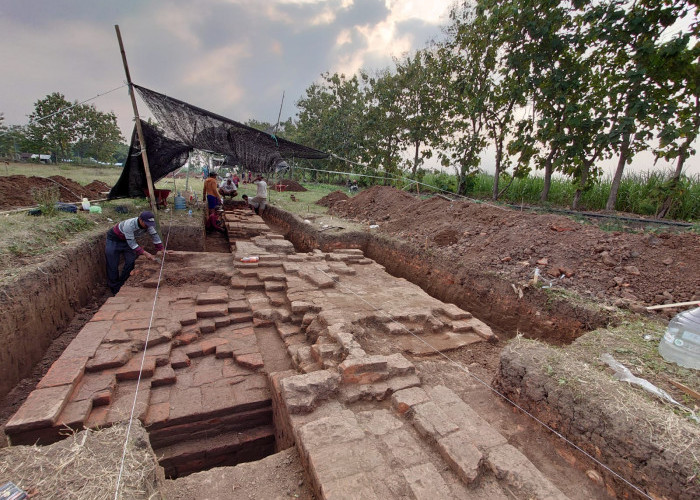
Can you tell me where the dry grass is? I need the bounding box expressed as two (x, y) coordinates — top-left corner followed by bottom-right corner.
(0, 422), (163, 499)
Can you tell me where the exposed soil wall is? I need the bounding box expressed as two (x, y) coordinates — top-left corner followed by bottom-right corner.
(265, 206), (612, 342)
(0, 229), (107, 399)
(0, 224), (205, 400)
(494, 342), (699, 500)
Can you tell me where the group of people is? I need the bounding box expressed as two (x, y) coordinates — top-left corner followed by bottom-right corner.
(106, 171), (270, 294)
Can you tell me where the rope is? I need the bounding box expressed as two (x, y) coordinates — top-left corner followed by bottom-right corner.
(0, 84), (128, 138)
(315, 267), (655, 500)
(113, 212), (173, 499)
(38, 176), (83, 201)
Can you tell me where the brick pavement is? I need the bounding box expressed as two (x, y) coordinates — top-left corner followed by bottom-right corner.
(8, 207), (568, 497)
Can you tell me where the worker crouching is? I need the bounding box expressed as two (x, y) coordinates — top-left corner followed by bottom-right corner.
(105, 210), (164, 294)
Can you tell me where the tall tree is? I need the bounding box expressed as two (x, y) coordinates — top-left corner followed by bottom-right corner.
(585, 0), (695, 211)
(73, 104), (123, 162)
(26, 92), (78, 161)
(294, 73), (367, 175)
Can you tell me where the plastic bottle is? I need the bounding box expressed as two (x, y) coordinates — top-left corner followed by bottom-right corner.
(187, 209), (192, 217)
(174, 192), (187, 210)
(81, 197), (90, 211)
(658, 307), (700, 370)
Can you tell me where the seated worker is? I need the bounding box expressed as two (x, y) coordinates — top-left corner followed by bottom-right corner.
(202, 170), (221, 216)
(205, 206), (226, 234)
(105, 211), (164, 295)
(218, 173), (238, 200)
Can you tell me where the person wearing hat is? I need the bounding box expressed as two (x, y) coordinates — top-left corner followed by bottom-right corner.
(203, 170), (222, 217)
(218, 172), (238, 200)
(105, 211), (164, 294)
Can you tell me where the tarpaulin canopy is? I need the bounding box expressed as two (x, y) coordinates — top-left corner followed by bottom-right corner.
(109, 85), (328, 198)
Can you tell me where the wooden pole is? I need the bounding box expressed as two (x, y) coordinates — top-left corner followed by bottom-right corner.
(114, 24), (159, 218)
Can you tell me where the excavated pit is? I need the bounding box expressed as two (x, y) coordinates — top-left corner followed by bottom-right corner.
(4, 205), (646, 498)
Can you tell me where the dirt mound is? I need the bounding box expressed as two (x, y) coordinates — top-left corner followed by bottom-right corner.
(316, 190), (350, 207)
(0, 175), (113, 210)
(330, 186), (700, 311)
(276, 179), (307, 192)
(84, 180), (112, 198)
(329, 185), (416, 221)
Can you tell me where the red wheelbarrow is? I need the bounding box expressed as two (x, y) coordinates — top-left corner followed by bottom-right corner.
(143, 188), (171, 208)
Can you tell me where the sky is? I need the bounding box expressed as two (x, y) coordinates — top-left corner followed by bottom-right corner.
(1, 0), (697, 177)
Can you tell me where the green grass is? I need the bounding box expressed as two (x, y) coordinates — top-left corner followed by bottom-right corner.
(464, 170), (699, 221)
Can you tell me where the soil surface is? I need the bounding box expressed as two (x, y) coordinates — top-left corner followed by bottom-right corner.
(316, 190), (349, 207)
(274, 179), (307, 192)
(0, 175), (111, 209)
(330, 186), (700, 317)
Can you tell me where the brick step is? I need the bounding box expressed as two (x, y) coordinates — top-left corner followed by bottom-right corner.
(148, 405), (272, 448)
(157, 424), (276, 478)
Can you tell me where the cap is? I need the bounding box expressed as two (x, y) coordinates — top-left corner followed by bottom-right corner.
(139, 211), (156, 227)
(225, 173), (231, 178)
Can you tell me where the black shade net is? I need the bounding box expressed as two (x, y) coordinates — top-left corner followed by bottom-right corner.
(109, 84), (328, 199)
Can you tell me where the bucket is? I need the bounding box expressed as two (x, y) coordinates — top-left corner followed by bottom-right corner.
(81, 198), (90, 211)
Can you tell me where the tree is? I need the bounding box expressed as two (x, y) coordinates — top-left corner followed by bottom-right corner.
(26, 92), (78, 161)
(73, 104), (123, 162)
(294, 73), (367, 177)
(393, 51), (439, 178)
(584, 0), (695, 211)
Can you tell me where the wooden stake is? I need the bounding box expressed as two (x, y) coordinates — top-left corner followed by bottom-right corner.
(115, 25), (159, 220)
(646, 301), (700, 311)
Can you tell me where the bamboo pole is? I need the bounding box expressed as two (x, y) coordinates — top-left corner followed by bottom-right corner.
(114, 25), (159, 220)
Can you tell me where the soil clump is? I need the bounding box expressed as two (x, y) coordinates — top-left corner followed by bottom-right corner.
(329, 186), (700, 312)
(274, 179), (307, 192)
(316, 190), (349, 207)
(0, 175), (112, 209)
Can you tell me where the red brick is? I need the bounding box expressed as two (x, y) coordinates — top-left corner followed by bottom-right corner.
(173, 330), (199, 346)
(93, 390), (112, 406)
(144, 401), (170, 427)
(145, 342), (172, 367)
(5, 384), (75, 433)
(228, 300), (249, 313)
(200, 338), (229, 356)
(196, 303), (228, 318)
(84, 405), (109, 429)
(85, 344), (132, 372)
(196, 292), (229, 305)
(171, 350), (191, 369)
(61, 321), (110, 359)
(199, 319), (216, 334)
(230, 312), (253, 323)
(73, 372), (117, 403)
(116, 355), (156, 381)
(152, 365), (177, 387)
(55, 399), (93, 429)
(37, 356), (88, 389)
(236, 353), (264, 370)
(253, 317), (274, 328)
(91, 309), (118, 321)
(215, 343), (234, 358)
(214, 316), (231, 329)
(179, 311), (198, 326)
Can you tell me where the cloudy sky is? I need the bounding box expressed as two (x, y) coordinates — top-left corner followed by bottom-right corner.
(1, 0), (452, 137)
(1, 0), (697, 176)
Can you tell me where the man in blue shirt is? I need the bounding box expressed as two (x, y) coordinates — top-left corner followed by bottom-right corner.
(105, 211), (164, 294)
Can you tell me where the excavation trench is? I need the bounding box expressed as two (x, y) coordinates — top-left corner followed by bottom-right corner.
(3, 206), (610, 481)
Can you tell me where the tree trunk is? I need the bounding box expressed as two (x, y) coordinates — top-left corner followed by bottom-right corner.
(412, 139), (420, 177)
(572, 161), (591, 210)
(657, 146), (687, 218)
(540, 147), (557, 202)
(606, 132), (630, 211)
(492, 130), (503, 200)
